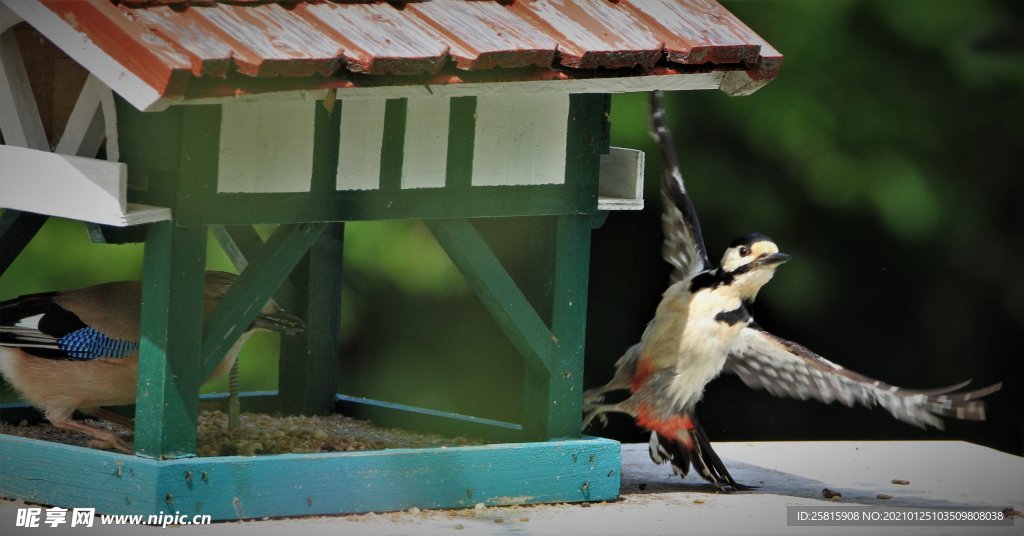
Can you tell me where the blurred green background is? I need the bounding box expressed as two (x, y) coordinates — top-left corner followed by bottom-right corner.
(1, 1), (1020, 454)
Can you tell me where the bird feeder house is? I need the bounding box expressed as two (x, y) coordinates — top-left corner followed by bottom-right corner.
(0, 0), (780, 520)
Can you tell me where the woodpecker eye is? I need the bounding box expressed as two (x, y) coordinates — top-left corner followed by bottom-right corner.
(739, 246), (751, 257)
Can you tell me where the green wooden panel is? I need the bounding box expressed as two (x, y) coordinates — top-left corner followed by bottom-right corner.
(565, 93), (610, 188)
(379, 98), (408, 191)
(175, 184), (595, 226)
(117, 101), (222, 213)
(426, 219), (555, 374)
(0, 210), (46, 275)
(200, 223), (325, 380)
(445, 97), (477, 188)
(277, 223), (345, 416)
(311, 100), (342, 193)
(115, 98), (181, 208)
(522, 215), (593, 441)
(136, 221), (208, 459)
(0, 432), (618, 520)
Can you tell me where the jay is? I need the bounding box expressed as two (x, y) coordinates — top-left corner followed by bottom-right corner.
(0, 271), (302, 453)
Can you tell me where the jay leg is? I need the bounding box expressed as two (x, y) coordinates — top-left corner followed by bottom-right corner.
(81, 407), (134, 429)
(52, 418), (132, 454)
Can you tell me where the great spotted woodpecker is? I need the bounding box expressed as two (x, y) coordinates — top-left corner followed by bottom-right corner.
(582, 91), (1001, 491)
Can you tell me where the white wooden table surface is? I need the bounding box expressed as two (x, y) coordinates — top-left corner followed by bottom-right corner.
(3, 441), (1021, 535)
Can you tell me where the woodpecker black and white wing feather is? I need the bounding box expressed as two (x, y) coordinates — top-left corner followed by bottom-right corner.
(649, 91), (709, 282)
(725, 326), (1001, 429)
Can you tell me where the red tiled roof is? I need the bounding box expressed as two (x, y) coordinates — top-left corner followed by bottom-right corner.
(14, 0), (781, 108)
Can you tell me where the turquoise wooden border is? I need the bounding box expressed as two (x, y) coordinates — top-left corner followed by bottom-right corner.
(0, 432), (620, 520)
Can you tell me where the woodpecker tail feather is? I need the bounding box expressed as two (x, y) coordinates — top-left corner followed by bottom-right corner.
(647, 414), (754, 492)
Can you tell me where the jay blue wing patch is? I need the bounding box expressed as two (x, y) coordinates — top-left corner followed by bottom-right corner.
(57, 327), (139, 360)
(1, 291), (137, 360)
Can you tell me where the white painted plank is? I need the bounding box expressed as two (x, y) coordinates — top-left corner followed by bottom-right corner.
(123, 203), (172, 226)
(0, 30), (47, 150)
(2, 0), (163, 112)
(218, 101), (315, 193)
(173, 72), (726, 108)
(0, 145), (130, 225)
(597, 197), (644, 211)
(402, 97), (449, 189)
(472, 94), (568, 186)
(336, 98), (386, 191)
(0, 3), (21, 35)
(96, 82), (119, 162)
(54, 75), (105, 157)
(598, 147), (645, 210)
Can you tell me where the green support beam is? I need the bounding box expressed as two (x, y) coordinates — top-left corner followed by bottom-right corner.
(522, 215), (592, 441)
(426, 219), (556, 375)
(135, 221), (207, 458)
(278, 223), (345, 416)
(200, 223), (326, 380)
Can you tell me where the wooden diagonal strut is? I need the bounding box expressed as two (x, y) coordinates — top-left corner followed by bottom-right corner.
(200, 223), (326, 381)
(428, 216), (594, 441)
(426, 219), (557, 376)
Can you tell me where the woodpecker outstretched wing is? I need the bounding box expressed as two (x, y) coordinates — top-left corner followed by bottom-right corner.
(650, 91), (709, 282)
(725, 326), (1002, 429)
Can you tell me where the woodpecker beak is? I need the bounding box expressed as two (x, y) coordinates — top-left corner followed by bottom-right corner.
(754, 252), (791, 268)
(251, 310), (305, 335)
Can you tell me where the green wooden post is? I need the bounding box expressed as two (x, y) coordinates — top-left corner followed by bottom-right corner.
(135, 220), (207, 458)
(0, 210), (47, 275)
(519, 94), (605, 440)
(277, 222), (344, 415)
(126, 104), (221, 458)
(521, 215), (592, 441)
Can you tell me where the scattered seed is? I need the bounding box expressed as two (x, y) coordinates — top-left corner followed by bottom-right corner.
(454, 524), (464, 530)
(831, 496), (842, 502)
(518, 517), (530, 522)
(494, 518), (504, 524)
(891, 479), (910, 485)
(877, 494), (892, 500)
(693, 499), (705, 504)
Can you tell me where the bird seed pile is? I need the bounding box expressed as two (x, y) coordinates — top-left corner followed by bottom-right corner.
(0, 411), (484, 456)
(196, 411), (484, 456)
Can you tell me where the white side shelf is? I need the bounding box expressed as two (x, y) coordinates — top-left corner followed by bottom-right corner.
(598, 147), (645, 211)
(0, 145), (170, 226)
